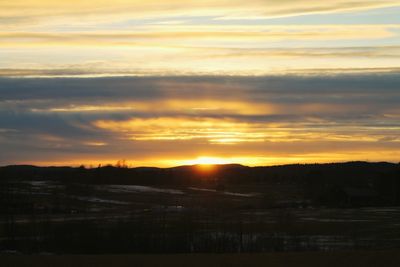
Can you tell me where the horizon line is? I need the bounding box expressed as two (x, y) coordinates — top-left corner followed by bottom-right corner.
(1, 160), (398, 170)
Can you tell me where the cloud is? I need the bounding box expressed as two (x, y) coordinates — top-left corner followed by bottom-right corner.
(2, 46), (400, 77)
(0, 25), (397, 48)
(1, 3), (399, 77)
(0, 74), (400, 166)
(2, 1), (400, 26)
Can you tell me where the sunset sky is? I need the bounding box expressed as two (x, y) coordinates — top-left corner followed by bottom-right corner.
(1, 1), (400, 166)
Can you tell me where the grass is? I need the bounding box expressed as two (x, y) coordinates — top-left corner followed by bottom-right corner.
(2, 250), (400, 267)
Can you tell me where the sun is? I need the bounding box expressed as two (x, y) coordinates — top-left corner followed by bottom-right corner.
(159, 156), (232, 168)
(183, 157), (230, 172)
(186, 156), (230, 166)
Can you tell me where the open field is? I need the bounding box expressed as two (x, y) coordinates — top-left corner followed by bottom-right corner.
(2, 178), (400, 253)
(2, 250), (400, 267)
(1, 163), (400, 254)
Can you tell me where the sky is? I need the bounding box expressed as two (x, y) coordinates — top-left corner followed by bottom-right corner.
(0, 1), (400, 167)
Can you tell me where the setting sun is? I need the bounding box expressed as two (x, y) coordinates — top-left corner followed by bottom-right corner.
(183, 157), (230, 172)
(185, 157), (230, 166)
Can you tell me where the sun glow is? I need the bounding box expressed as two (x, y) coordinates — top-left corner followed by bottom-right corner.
(181, 156), (229, 172)
(185, 156), (230, 166)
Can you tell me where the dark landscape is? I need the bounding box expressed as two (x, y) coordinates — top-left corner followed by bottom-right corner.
(1, 162), (400, 256)
(3, 250), (400, 267)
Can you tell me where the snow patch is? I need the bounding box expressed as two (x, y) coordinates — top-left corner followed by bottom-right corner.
(106, 185), (184, 195)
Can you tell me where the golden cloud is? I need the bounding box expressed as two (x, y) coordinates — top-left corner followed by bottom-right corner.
(93, 117), (400, 145)
(2, 0), (399, 23)
(0, 25), (397, 48)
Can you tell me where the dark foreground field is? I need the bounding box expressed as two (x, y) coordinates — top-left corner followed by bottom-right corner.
(2, 250), (400, 267)
(1, 163), (400, 254)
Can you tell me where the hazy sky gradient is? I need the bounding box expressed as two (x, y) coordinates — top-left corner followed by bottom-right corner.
(0, 1), (399, 166)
